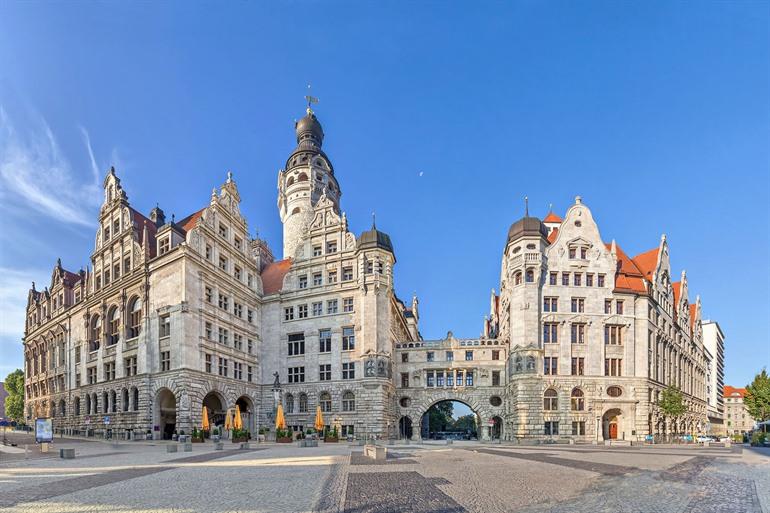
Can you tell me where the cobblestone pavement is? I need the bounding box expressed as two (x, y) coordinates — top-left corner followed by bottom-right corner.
(1, 436), (768, 512)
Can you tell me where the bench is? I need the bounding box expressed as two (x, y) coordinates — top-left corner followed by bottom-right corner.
(59, 448), (75, 459)
(166, 444), (178, 453)
(363, 444), (387, 461)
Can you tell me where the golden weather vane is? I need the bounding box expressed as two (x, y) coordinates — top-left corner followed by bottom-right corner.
(305, 84), (319, 114)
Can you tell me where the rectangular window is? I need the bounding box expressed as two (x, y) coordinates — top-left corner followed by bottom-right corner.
(87, 366), (97, 384)
(492, 370), (501, 386)
(598, 274), (606, 287)
(605, 358), (622, 376)
(492, 350), (500, 361)
(234, 303), (243, 318)
(297, 304), (308, 318)
(586, 273), (594, 286)
(298, 275), (308, 289)
(549, 272), (558, 285)
(427, 351), (435, 362)
(284, 307), (294, 321)
(436, 371), (445, 387)
(319, 364), (331, 381)
(571, 357), (585, 376)
(319, 329), (332, 353)
(327, 270), (338, 284)
(218, 327), (229, 345)
(205, 354), (212, 373)
(543, 323), (558, 343)
(124, 256), (131, 274)
(465, 350), (473, 361)
(571, 298), (585, 313)
(544, 297), (558, 312)
(571, 421), (585, 436)
(159, 237), (170, 255)
(544, 357), (558, 375)
(288, 366), (305, 383)
(446, 351), (454, 361)
(447, 373), (454, 386)
(288, 333), (305, 356)
(205, 286), (213, 303)
(205, 245), (212, 260)
(247, 309), (254, 323)
(562, 272), (570, 286)
(124, 356), (137, 377)
(234, 266), (242, 280)
(604, 325), (623, 345)
(159, 315), (171, 338)
(218, 294), (229, 311)
(401, 372), (410, 388)
(113, 263), (120, 280)
(160, 351), (170, 372)
(234, 236), (242, 250)
(313, 273), (323, 286)
(573, 273), (581, 286)
(327, 299), (338, 314)
(312, 245), (322, 257)
(342, 362), (355, 379)
(465, 371), (474, 386)
(219, 255), (228, 271)
(234, 362), (243, 380)
(544, 421), (559, 436)
(342, 327), (355, 351)
(312, 302), (323, 316)
(218, 224), (227, 238)
(605, 300), (612, 314)
(218, 357), (228, 376)
(342, 267), (353, 281)
(247, 339), (254, 354)
(342, 297), (354, 312)
(326, 241), (337, 253)
(616, 301), (624, 315)
(104, 362), (115, 381)
(570, 323), (586, 344)
(247, 365), (253, 382)
(401, 353), (409, 363)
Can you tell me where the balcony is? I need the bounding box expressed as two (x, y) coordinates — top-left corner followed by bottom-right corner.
(124, 337), (138, 351)
(87, 351), (98, 363)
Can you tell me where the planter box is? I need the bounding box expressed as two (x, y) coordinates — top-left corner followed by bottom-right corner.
(257, 434), (266, 442)
(166, 445), (178, 453)
(214, 442), (224, 450)
(277, 437), (293, 443)
(191, 437), (204, 443)
(324, 436), (339, 443)
(232, 437), (248, 443)
(59, 448), (75, 459)
(298, 439), (318, 448)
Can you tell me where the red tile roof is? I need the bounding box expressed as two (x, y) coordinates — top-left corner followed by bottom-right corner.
(724, 386), (746, 398)
(689, 303), (697, 331)
(129, 207), (157, 258)
(547, 227), (559, 244)
(632, 247), (659, 280)
(543, 211), (563, 223)
(261, 259), (292, 294)
(672, 281), (681, 306)
(605, 242), (647, 294)
(178, 208), (206, 233)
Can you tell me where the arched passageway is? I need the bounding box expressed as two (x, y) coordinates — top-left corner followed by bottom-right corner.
(155, 388), (176, 440)
(398, 416), (413, 439)
(602, 408), (622, 440)
(203, 391), (227, 434)
(235, 395), (255, 435)
(490, 416), (503, 439)
(420, 400), (480, 440)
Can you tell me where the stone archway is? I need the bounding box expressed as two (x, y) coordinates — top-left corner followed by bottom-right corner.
(398, 416), (413, 439)
(419, 398), (482, 441)
(490, 416), (503, 439)
(403, 391), (497, 441)
(154, 388), (176, 440)
(602, 408), (623, 440)
(235, 395), (256, 436)
(203, 391), (227, 434)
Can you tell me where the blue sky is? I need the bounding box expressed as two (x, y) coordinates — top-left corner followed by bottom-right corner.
(0, 2), (767, 390)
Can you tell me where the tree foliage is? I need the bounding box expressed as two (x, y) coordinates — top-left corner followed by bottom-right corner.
(4, 369), (24, 422)
(745, 369), (770, 422)
(658, 385), (686, 418)
(427, 401), (454, 432)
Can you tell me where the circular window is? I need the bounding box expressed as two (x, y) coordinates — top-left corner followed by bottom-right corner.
(399, 397), (411, 408)
(512, 246), (521, 254)
(575, 220), (582, 227)
(490, 396), (503, 407)
(607, 386), (623, 398)
(526, 243), (536, 250)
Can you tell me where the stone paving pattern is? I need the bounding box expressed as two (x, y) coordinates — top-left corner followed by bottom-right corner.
(0, 434), (768, 513)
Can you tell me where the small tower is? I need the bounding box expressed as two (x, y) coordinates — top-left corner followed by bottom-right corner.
(277, 101), (342, 259)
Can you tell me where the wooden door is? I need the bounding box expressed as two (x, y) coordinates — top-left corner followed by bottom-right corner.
(609, 422), (618, 439)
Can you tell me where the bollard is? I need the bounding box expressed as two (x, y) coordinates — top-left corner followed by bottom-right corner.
(239, 442), (250, 450)
(166, 445), (178, 453)
(183, 443), (192, 452)
(59, 448), (75, 459)
(25, 444), (29, 459)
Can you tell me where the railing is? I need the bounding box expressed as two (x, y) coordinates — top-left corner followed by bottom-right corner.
(87, 351), (98, 362)
(123, 337), (138, 351)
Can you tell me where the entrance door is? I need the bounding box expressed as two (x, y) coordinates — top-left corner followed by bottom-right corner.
(609, 422), (618, 439)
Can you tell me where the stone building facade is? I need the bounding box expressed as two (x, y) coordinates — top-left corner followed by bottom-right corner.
(724, 386), (756, 435)
(22, 105), (715, 442)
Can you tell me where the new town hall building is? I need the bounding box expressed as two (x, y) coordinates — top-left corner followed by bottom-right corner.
(22, 106), (724, 442)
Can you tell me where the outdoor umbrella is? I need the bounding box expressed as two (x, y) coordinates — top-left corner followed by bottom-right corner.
(224, 408), (233, 431)
(234, 404), (243, 430)
(275, 403), (286, 431)
(314, 405), (325, 433)
(201, 406), (210, 432)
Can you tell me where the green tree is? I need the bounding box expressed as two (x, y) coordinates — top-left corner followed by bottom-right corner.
(4, 369), (24, 422)
(452, 414), (478, 433)
(658, 385), (686, 431)
(745, 369), (770, 423)
(427, 401), (453, 433)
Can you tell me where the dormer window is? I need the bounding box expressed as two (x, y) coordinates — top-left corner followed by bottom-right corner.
(568, 242), (589, 260)
(218, 224), (228, 239)
(159, 237), (170, 255)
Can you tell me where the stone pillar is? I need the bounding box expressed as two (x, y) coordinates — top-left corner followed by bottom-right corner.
(482, 424), (490, 441)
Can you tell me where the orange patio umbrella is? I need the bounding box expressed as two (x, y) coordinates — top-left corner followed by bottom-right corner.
(201, 406), (210, 431)
(234, 404), (243, 430)
(224, 408), (233, 431)
(275, 403), (286, 431)
(314, 405), (325, 433)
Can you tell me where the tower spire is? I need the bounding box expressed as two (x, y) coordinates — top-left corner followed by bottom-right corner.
(524, 196), (529, 217)
(304, 84), (319, 115)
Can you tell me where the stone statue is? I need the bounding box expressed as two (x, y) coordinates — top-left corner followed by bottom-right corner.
(273, 371), (280, 387)
(365, 359), (375, 377)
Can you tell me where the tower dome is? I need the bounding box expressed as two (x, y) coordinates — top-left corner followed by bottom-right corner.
(285, 108), (334, 173)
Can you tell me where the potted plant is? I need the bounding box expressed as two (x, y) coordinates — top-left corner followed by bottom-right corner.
(257, 427), (268, 442)
(191, 427), (205, 443)
(212, 427), (221, 442)
(276, 428), (293, 443)
(324, 427), (339, 443)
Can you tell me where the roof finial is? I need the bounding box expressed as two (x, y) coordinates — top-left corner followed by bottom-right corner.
(548, 202), (553, 212)
(304, 84), (319, 115)
(226, 170), (233, 183)
(372, 211), (376, 230)
(524, 196), (529, 217)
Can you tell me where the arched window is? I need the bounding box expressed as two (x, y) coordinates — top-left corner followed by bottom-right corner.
(297, 173), (308, 182)
(89, 315), (101, 351)
(107, 306), (120, 345)
(607, 386), (623, 398)
(122, 388), (129, 412)
(74, 397), (80, 416)
(299, 393), (308, 413)
(571, 388), (585, 411)
(84, 395), (90, 415)
(91, 393), (98, 414)
(291, 207), (301, 215)
(342, 391), (355, 412)
(319, 392), (332, 413)
(102, 392), (109, 414)
(543, 388), (558, 411)
(110, 390), (117, 413)
(514, 271), (523, 285)
(128, 297), (142, 338)
(285, 394), (294, 414)
(132, 387), (139, 411)
(525, 268), (535, 283)
(60, 399), (66, 417)
(287, 176), (295, 187)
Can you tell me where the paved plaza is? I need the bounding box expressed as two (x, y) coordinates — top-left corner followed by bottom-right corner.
(1, 433), (768, 513)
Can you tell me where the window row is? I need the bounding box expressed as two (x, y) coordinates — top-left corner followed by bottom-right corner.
(416, 349), (499, 363)
(204, 354), (254, 381)
(286, 363), (356, 383)
(287, 327), (356, 355)
(68, 387), (141, 416)
(543, 357), (623, 376)
(284, 297), (353, 321)
(297, 266), (354, 289)
(204, 241), (257, 288)
(424, 370), (478, 387)
(204, 322), (255, 354)
(284, 390), (356, 414)
(93, 256), (134, 291)
(204, 286), (255, 322)
(86, 297), (143, 351)
(543, 323), (625, 345)
(548, 272), (606, 288)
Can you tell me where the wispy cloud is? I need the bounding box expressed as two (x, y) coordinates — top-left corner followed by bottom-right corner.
(0, 267), (46, 374)
(0, 106), (102, 227)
